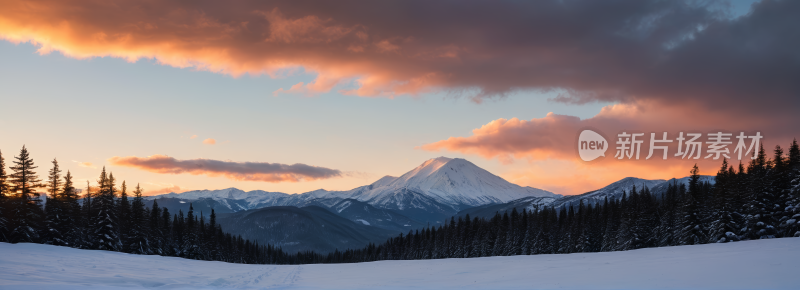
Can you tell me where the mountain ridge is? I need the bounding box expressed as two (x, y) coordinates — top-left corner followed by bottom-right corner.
(146, 156), (559, 221)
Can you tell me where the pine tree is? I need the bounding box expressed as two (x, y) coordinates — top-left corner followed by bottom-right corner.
(615, 190), (633, 250)
(60, 171), (80, 246)
(708, 159), (739, 243)
(184, 203), (199, 258)
(161, 206), (174, 256)
(741, 145), (778, 239)
(117, 181), (130, 252)
(778, 139), (800, 237)
(206, 208), (217, 259)
(149, 199), (162, 255)
(92, 168), (120, 250)
(0, 150), (9, 242)
(44, 159), (65, 245)
(679, 164), (707, 245)
(8, 145), (44, 243)
(656, 181), (678, 246)
(128, 184), (148, 254)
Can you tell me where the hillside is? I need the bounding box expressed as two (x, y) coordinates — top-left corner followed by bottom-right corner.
(215, 206), (398, 253)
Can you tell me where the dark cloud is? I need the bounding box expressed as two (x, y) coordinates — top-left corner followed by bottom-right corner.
(1, 0), (797, 125)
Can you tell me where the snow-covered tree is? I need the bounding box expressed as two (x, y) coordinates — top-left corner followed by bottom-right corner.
(8, 146), (44, 243)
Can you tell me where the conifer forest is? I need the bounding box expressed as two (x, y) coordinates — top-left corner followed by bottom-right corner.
(1, 141), (799, 265)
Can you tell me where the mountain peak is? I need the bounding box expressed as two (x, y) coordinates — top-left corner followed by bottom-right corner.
(356, 156), (558, 207)
(418, 156), (454, 169)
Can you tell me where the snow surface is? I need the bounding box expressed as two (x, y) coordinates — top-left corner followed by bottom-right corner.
(1, 238), (797, 289)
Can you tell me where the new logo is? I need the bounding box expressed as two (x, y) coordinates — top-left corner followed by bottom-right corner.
(579, 130), (608, 161)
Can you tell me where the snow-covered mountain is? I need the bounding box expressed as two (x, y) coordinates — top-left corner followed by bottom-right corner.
(552, 177), (666, 209)
(350, 157), (558, 209)
(648, 175), (716, 198)
(459, 175), (720, 218)
(147, 157), (558, 223)
(146, 188), (349, 212)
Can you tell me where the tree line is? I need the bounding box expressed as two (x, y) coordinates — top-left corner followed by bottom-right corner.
(1, 140), (799, 265)
(0, 146), (293, 264)
(318, 141), (798, 263)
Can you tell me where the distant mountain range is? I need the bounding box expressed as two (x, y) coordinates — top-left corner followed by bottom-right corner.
(458, 175), (716, 219)
(147, 157), (558, 223)
(145, 157), (715, 253)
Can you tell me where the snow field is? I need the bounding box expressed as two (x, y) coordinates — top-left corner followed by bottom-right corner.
(1, 238), (797, 289)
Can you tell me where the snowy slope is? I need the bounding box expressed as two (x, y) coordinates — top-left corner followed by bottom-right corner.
(144, 157), (558, 222)
(650, 175), (717, 198)
(146, 188), (349, 212)
(351, 157), (558, 209)
(2, 238), (797, 289)
(552, 177), (666, 209)
(458, 196), (559, 219)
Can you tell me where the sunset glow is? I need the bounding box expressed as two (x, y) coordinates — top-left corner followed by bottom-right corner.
(1, 0), (794, 196)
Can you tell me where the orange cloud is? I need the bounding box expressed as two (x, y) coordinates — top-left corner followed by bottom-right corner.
(203, 138), (216, 145)
(108, 155), (343, 182)
(141, 184), (186, 196)
(501, 159), (712, 196)
(190, 135), (198, 139)
(421, 101), (796, 194)
(72, 160), (97, 169)
(1, 0), (797, 124)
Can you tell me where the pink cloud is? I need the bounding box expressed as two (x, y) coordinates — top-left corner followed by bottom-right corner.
(108, 155), (343, 182)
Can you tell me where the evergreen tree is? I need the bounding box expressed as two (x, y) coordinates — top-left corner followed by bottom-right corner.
(778, 139), (800, 237)
(741, 145), (778, 239)
(8, 145), (44, 243)
(615, 190), (633, 251)
(44, 159), (64, 245)
(92, 168), (120, 250)
(79, 180), (93, 248)
(184, 203), (199, 258)
(60, 171), (80, 246)
(0, 149), (9, 242)
(161, 206), (174, 256)
(679, 164), (707, 245)
(117, 181), (130, 252)
(149, 199), (162, 255)
(708, 159), (739, 242)
(656, 181), (678, 246)
(128, 184), (148, 254)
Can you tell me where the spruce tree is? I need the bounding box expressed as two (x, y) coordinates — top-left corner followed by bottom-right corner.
(149, 199), (162, 255)
(161, 206), (173, 256)
(92, 168), (120, 250)
(0, 150), (9, 242)
(708, 159), (739, 242)
(117, 181), (130, 252)
(615, 190), (633, 250)
(741, 145), (778, 239)
(8, 145), (44, 243)
(80, 180), (94, 248)
(60, 171), (80, 246)
(679, 164), (707, 245)
(44, 159), (64, 245)
(128, 184), (148, 254)
(778, 139), (800, 237)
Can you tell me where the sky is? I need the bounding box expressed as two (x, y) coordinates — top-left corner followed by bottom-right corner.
(1, 0), (795, 196)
